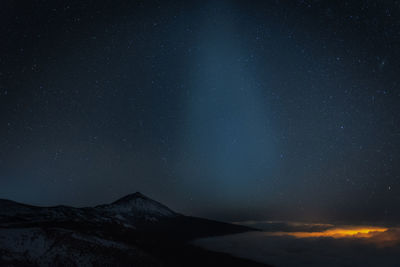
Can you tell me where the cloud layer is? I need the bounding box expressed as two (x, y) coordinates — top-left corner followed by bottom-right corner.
(194, 222), (400, 266)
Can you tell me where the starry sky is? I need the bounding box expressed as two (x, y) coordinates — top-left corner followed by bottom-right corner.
(0, 0), (399, 223)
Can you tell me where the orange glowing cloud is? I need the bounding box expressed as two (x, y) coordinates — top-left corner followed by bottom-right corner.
(268, 226), (388, 239)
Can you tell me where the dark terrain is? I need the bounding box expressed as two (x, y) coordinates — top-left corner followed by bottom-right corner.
(0, 192), (270, 266)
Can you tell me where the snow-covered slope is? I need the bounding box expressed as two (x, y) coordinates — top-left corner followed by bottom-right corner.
(0, 227), (161, 266)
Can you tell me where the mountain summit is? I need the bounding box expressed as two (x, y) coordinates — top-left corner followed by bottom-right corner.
(112, 191), (147, 201)
(96, 192), (177, 221)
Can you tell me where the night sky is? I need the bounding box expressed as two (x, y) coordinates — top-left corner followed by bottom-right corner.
(1, 0), (399, 223)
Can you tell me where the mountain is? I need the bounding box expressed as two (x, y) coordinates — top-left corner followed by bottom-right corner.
(94, 192), (177, 227)
(0, 193), (268, 267)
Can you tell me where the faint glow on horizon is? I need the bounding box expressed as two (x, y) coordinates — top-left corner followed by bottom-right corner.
(267, 226), (388, 239)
